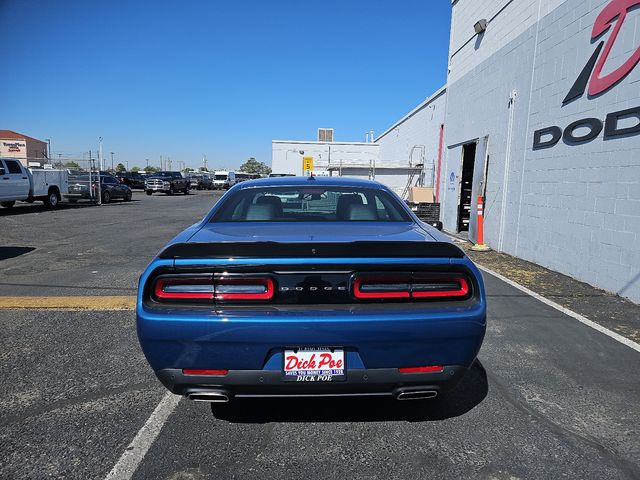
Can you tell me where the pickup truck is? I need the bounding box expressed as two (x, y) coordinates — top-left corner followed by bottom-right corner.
(145, 171), (189, 195)
(0, 158), (69, 208)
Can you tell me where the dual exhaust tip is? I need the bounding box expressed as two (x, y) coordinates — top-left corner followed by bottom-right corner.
(184, 388), (438, 402)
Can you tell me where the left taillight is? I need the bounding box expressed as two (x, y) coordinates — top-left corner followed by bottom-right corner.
(151, 275), (274, 303)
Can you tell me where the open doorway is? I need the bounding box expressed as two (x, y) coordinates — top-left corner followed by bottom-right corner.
(457, 142), (476, 232)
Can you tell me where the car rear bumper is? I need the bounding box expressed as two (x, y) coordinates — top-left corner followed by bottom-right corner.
(156, 365), (469, 399)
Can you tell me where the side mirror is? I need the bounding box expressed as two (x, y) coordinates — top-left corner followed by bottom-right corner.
(0, 168), (5, 176)
(430, 221), (443, 231)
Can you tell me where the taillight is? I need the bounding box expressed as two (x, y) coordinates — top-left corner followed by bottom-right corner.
(214, 276), (274, 301)
(151, 275), (274, 302)
(352, 275), (470, 300)
(399, 365), (444, 373)
(154, 276), (214, 300)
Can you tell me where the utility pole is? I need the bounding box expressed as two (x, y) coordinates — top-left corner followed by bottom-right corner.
(110, 152), (114, 172)
(160, 155), (163, 170)
(46, 138), (52, 164)
(146, 158), (149, 169)
(88, 150), (93, 203)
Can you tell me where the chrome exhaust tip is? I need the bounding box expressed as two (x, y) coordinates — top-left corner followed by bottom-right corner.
(185, 390), (230, 403)
(396, 389), (438, 400)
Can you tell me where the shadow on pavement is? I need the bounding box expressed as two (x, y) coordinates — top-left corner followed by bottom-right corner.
(0, 246), (36, 261)
(0, 203), (92, 216)
(210, 359), (488, 423)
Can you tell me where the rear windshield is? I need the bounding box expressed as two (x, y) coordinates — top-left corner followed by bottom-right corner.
(211, 186), (411, 222)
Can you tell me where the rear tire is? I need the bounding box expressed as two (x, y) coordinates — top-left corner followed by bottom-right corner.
(125, 191), (132, 201)
(1, 201), (15, 208)
(146, 190), (152, 196)
(103, 191), (111, 204)
(183, 186), (189, 195)
(44, 189), (60, 208)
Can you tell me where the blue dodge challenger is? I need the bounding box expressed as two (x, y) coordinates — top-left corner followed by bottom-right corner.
(137, 176), (486, 402)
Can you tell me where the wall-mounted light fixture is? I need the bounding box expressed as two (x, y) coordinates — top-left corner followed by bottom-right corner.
(474, 19), (487, 34)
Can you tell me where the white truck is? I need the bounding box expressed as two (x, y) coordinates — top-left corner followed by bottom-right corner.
(0, 158), (69, 208)
(213, 170), (235, 190)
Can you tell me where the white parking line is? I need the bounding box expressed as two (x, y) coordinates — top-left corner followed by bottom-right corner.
(478, 265), (640, 354)
(105, 392), (181, 480)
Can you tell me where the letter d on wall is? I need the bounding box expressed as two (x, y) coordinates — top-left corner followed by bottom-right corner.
(533, 126), (562, 149)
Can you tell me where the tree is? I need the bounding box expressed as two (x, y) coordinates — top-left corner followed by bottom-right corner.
(64, 161), (79, 168)
(144, 165), (160, 173)
(116, 163), (126, 172)
(239, 157), (271, 174)
(131, 166), (140, 172)
(184, 167), (194, 173)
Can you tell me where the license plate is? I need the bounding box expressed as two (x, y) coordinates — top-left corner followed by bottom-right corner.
(283, 347), (345, 382)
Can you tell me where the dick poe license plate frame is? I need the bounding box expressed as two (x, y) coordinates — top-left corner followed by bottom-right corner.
(282, 347), (346, 382)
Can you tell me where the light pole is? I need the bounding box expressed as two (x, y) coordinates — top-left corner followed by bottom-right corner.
(110, 152), (114, 172)
(45, 138), (51, 164)
(98, 137), (103, 205)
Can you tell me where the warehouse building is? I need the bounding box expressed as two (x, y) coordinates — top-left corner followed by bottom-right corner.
(376, 0), (640, 303)
(0, 130), (49, 166)
(272, 129), (436, 196)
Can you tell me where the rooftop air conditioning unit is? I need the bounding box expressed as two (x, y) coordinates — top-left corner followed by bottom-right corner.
(318, 128), (334, 143)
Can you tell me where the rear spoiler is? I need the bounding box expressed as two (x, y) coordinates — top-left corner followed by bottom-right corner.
(158, 241), (465, 259)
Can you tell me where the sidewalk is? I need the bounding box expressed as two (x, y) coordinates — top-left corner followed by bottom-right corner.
(454, 239), (640, 344)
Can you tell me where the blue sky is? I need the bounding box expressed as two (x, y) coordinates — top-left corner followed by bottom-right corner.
(0, 1), (451, 170)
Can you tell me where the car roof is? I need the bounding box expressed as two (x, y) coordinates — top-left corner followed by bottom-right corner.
(233, 176), (386, 190)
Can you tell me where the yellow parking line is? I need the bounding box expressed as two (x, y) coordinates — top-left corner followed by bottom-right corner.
(0, 296), (136, 310)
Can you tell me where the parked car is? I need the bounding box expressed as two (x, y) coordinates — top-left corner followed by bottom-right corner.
(0, 158), (68, 208)
(136, 176), (486, 404)
(145, 171), (189, 195)
(65, 174), (132, 203)
(116, 171), (146, 189)
(189, 173), (213, 190)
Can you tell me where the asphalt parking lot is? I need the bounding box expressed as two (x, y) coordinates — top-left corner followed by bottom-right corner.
(1, 190), (639, 479)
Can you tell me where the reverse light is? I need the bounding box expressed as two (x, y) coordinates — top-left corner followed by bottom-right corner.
(399, 365), (444, 374)
(214, 277), (274, 301)
(411, 277), (469, 298)
(353, 276), (411, 299)
(154, 276), (214, 300)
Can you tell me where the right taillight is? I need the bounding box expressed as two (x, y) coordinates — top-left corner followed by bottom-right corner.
(352, 274), (470, 300)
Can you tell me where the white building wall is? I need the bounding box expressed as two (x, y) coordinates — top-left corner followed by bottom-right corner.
(271, 141), (379, 176)
(443, 0), (640, 302)
(376, 87), (447, 193)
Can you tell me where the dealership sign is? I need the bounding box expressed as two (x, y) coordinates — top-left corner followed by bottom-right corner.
(533, 0), (640, 149)
(0, 140), (27, 157)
